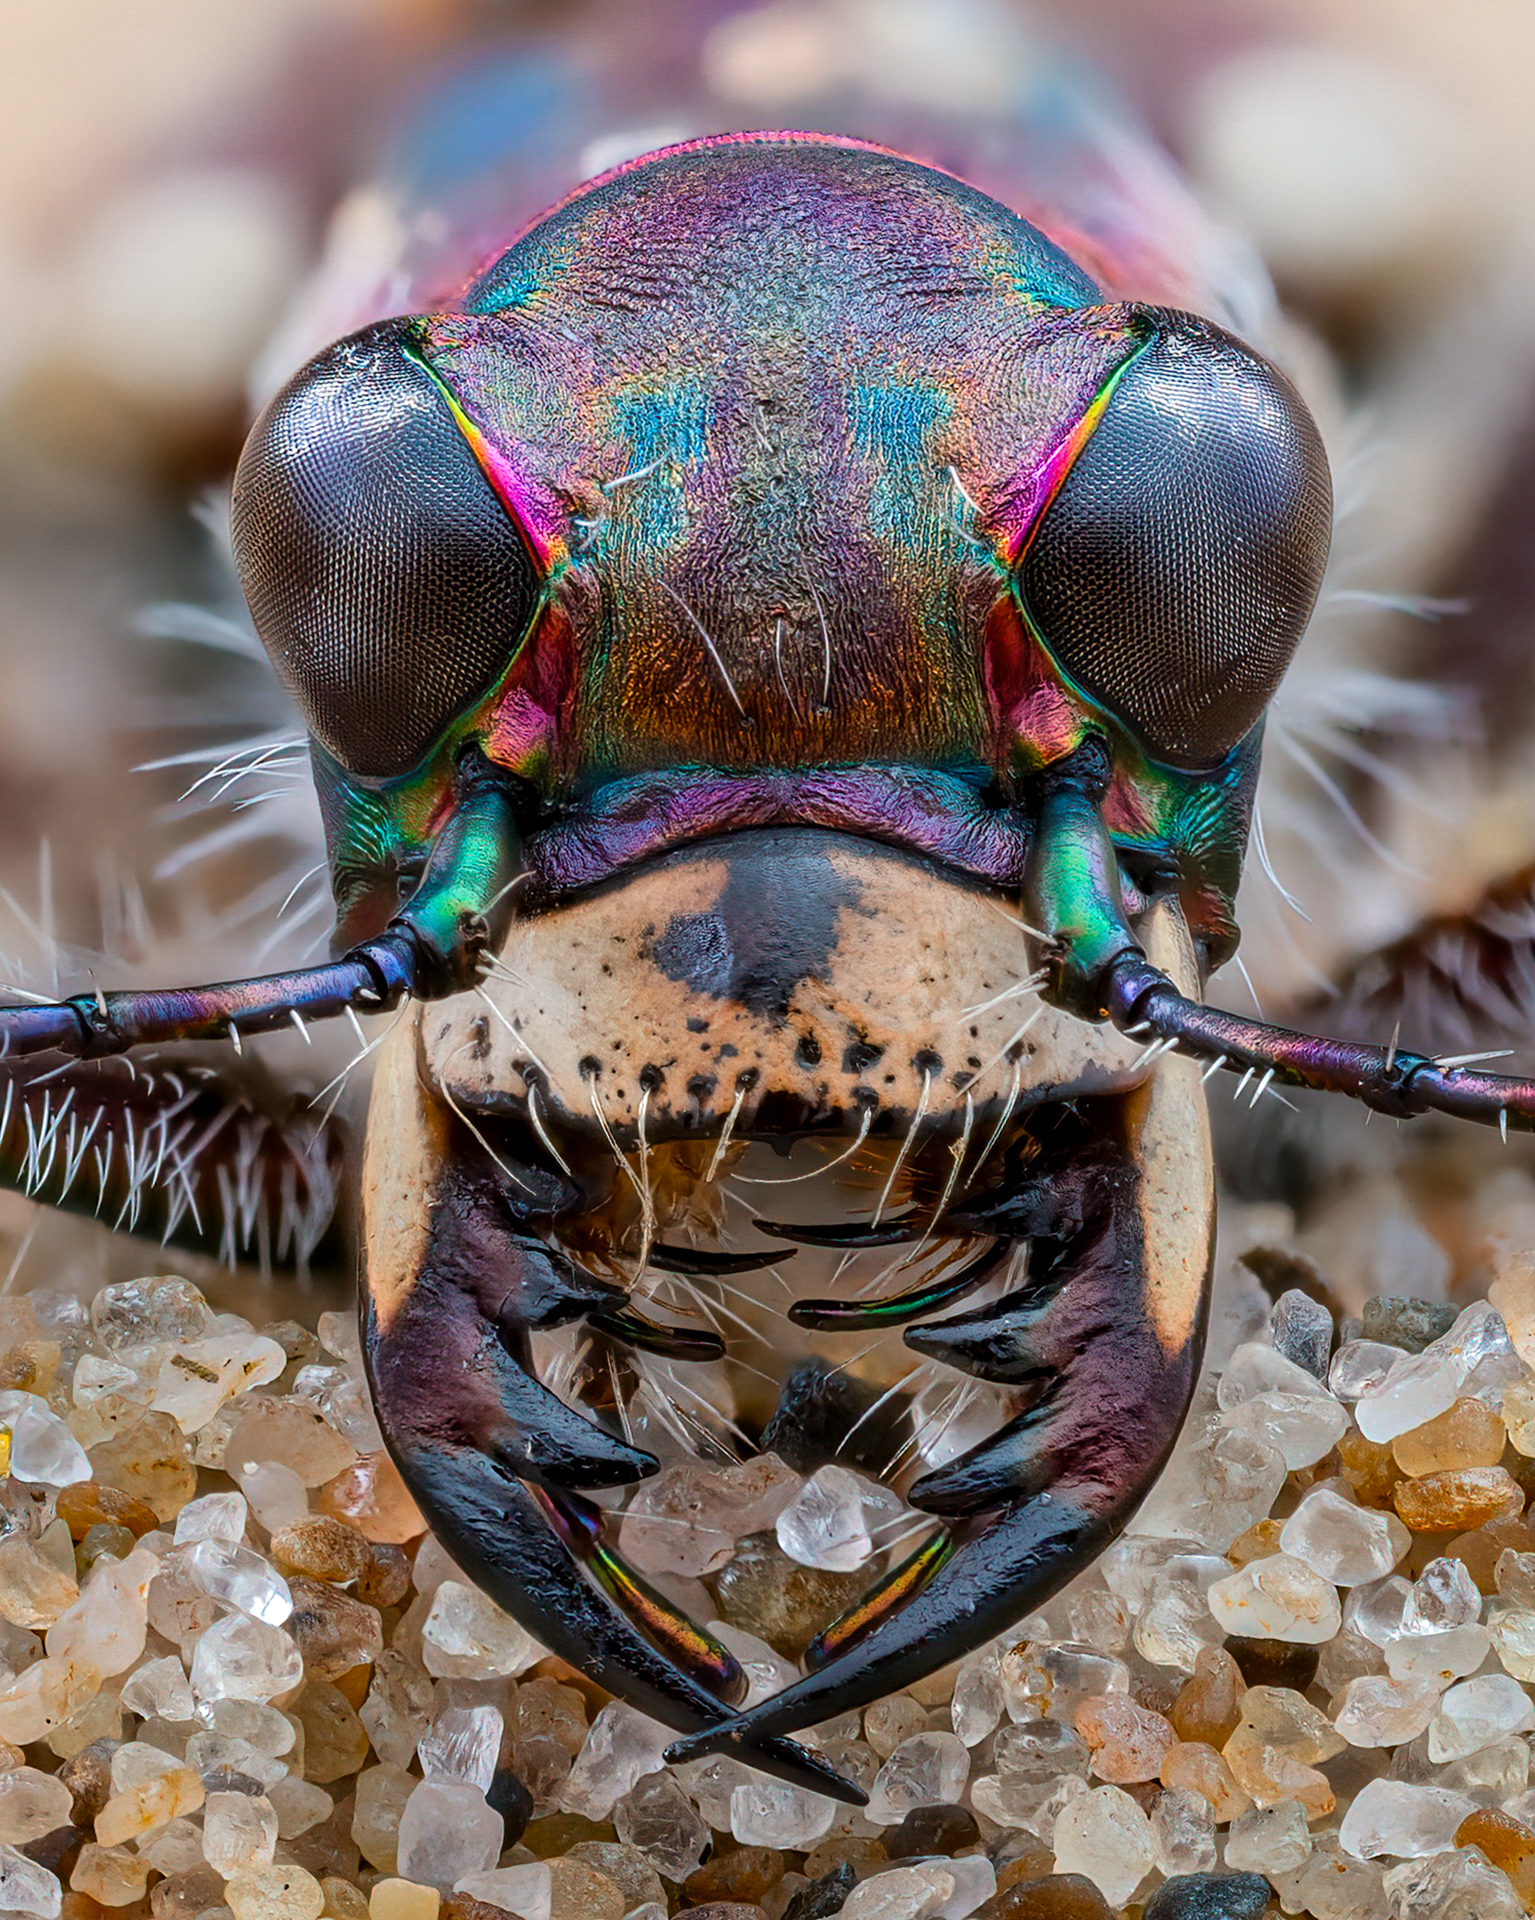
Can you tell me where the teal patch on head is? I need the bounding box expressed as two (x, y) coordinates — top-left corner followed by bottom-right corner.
(595, 384), (712, 557)
(848, 383), (950, 547)
(467, 264), (540, 315)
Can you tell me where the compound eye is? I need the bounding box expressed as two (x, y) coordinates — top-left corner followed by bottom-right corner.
(232, 322), (540, 781)
(1017, 311), (1332, 769)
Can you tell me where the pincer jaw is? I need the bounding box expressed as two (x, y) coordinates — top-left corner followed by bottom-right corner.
(361, 1041), (869, 1804)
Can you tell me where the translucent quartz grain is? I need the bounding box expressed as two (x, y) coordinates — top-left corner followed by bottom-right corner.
(839, 1864), (956, 1918)
(1392, 1395), (1506, 1474)
(0, 1655), (101, 1745)
(186, 1540), (293, 1624)
(1426, 1673), (1535, 1760)
(1126, 1428), (1286, 1553)
(0, 1766), (72, 1843)
(1502, 1375), (1535, 1453)
(1223, 1801), (1311, 1876)
(1383, 1846), (1526, 1920)
(173, 1489), (249, 1551)
(188, 1614), (303, 1702)
(1384, 1622), (1490, 1683)
(0, 1841), (62, 1917)
(1218, 1391), (1348, 1469)
(1072, 1695), (1175, 1784)
(1206, 1554), (1343, 1643)
(0, 1394), (89, 1489)
(729, 1780), (838, 1849)
(949, 1648), (1003, 1746)
(1338, 1777), (1478, 1858)
(149, 1331), (286, 1433)
(360, 1649), (435, 1770)
(395, 1780), (501, 1891)
(94, 1761), (203, 1845)
(351, 1766), (413, 1875)
(268, 1776), (333, 1841)
(234, 1462), (310, 1533)
(1051, 1784), (1154, 1908)
(1402, 1555), (1481, 1633)
(612, 1769), (710, 1881)
(1332, 1673), (1440, 1747)
(1000, 1641), (1129, 1724)
(224, 1865), (326, 1920)
(46, 1547), (156, 1675)
(1278, 1486), (1409, 1586)
(312, 1453), (424, 1544)
(1329, 1339), (1403, 1401)
(559, 1704), (668, 1822)
(291, 1684), (369, 1784)
(419, 1581), (536, 1681)
(1133, 1553), (1230, 1670)
(1222, 1685), (1344, 1814)
(863, 1733), (970, 1824)
(1150, 1786), (1217, 1876)
(1068, 1586), (1130, 1654)
(1392, 1465), (1524, 1531)
(864, 1694), (927, 1759)
(87, 1409), (197, 1520)
(1216, 1342), (1329, 1408)
(618, 1458), (798, 1580)
(1268, 1833), (1384, 1920)
(223, 1400), (357, 1490)
(453, 1865), (551, 1920)
(70, 1840), (150, 1905)
(203, 1790), (279, 1875)
(1490, 1605), (1535, 1679)
(1158, 1741), (1251, 1822)
(0, 1536), (76, 1629)
(1169, 1647), (1244, 1747)
(416, 1704), (501, 1793)
(119, 1655), (193, 1723)
(774, 1465), (881, 1572)
(1355, 1350), (1460, 1444)
(367, 1883), (439, 1920)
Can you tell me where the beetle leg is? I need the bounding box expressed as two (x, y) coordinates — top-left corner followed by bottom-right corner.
(665, 1042), (1213, 1764)
(363, 1025), (863, 1804)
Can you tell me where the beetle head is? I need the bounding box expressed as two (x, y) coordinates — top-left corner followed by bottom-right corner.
(232, 133), (1330, 992)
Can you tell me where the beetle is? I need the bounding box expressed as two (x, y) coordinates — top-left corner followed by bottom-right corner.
(1, 89), (1530, 1805)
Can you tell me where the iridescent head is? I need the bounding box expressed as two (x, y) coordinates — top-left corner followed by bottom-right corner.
(232, 133), (1330, 973)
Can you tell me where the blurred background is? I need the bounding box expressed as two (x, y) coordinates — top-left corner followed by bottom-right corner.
(0, 0), (1532, 1309)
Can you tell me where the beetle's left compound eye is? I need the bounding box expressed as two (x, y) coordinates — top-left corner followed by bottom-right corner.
(232, 321), (540, 781)
(1017, 310), (1332, 769)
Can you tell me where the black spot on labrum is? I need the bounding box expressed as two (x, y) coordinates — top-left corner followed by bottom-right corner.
(649, 834), (851, 1022)
(650, 912), (734, 996)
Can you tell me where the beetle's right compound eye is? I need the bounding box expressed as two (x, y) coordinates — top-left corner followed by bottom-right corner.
(232, 322), (541, 782)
